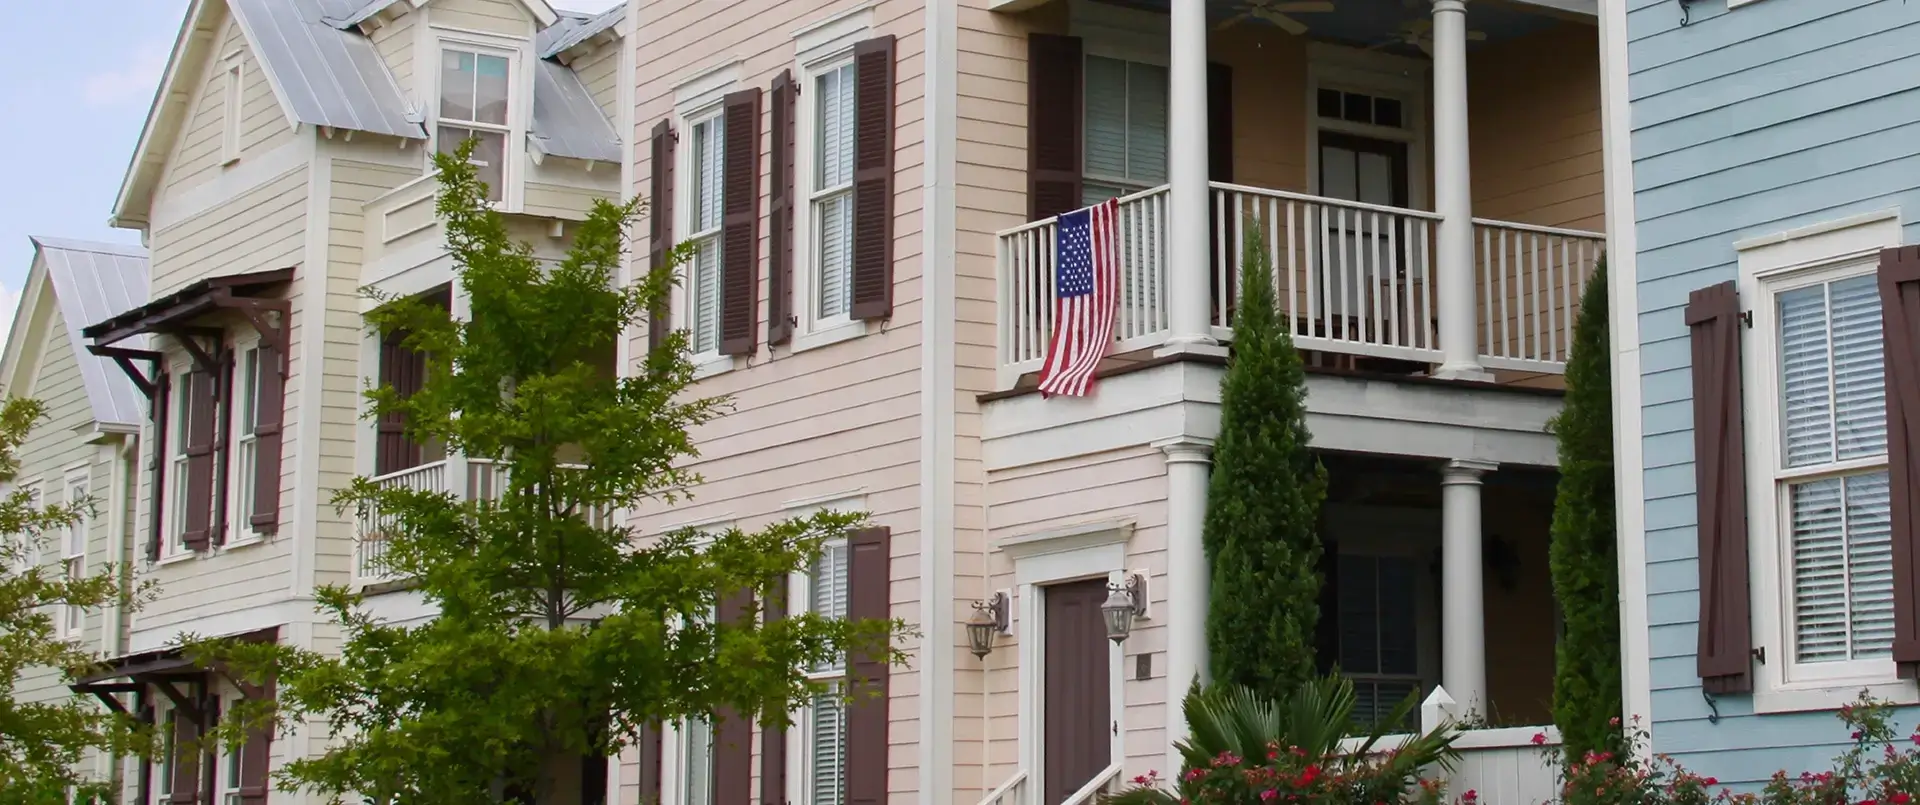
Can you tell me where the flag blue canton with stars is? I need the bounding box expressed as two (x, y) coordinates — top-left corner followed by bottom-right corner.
(1056, 208), (1095, 298)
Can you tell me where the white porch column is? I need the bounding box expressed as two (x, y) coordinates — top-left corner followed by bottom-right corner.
(1440, 459), (1495, 713)
(1156, 436), (1213, 770)
(1162, 0), (1216, 351)
(1430, 0), (1488, 380)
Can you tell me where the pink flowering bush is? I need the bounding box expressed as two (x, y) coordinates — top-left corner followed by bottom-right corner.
(1105, 677), (1459, 805)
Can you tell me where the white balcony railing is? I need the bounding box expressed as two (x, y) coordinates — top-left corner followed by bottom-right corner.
(353, 459), (448, 585)
(992, 182), (1606, 388)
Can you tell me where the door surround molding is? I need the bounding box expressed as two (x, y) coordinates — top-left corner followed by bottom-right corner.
(998, 520), (1133, 804)
(1304, 43), (1431, 211)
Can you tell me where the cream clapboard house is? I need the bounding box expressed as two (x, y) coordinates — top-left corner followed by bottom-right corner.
(0, 237), (150, 796)
(624, 1), (1617, 805)
(10, 0), (635, 802)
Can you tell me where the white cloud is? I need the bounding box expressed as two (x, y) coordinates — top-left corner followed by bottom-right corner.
(83, 41), (170, 108)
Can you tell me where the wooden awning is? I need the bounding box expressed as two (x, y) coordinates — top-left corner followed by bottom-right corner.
(81, 267), (294, 397)
(70, 627), (279, 717)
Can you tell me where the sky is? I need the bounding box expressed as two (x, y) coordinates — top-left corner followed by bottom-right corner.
(0, 0), (621, 339)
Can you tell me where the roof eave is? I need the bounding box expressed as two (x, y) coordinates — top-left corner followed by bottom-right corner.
(110, 0), (218, 233)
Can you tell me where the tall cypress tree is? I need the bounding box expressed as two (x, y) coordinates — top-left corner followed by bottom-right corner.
(1204, 231), (1328, 699)
(1549, 258), (1622, 762)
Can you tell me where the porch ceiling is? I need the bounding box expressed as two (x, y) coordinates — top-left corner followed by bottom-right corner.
(1052, 0), (1585, 55)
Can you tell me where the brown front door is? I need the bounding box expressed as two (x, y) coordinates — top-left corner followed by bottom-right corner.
(1043, 578), (1112, 805)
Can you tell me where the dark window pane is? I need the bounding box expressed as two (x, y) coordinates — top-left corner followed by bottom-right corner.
(1338, 556), (1380, 673)
(1378, 558), (1419, 675)
(1343, 91), (1372, 124)
(1375, 98), (1403, 128)
(1317, 88), (1342, 119)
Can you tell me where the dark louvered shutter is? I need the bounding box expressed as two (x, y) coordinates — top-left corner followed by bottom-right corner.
(181, 368), (218, 551)
(768, 70), (797, 346)
(713, 588), (755, 805)
(375, 333), (424, 477)
(1208, 62), (1236, 321)
(148, 372), (171, 562)
(249, 346), (285, 534)
(636, 722), (664, 805)
(171, 705), (202, 804)
(1880, 246), (1920, 676)
(212, 351), (234, 546)
(849, 36), (896, 322)
(1027, 34), (1082, 222)
(237, 680), (274, 805)
(760, 575), (789, 805)
(649, 119), (678, 352)
(720, 89), (763, 357)
(1686, 281), (1753, 694)
(846, 526), (890, 805)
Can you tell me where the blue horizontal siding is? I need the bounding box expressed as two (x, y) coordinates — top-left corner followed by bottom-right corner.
(1627, 0), (1920, 784)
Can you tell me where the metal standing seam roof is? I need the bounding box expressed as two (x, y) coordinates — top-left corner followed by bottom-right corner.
(228, 0), (426, 140)
(531, 60), (622, 162)
(28, 238), (152, 430)
(538, 5), (625, 59)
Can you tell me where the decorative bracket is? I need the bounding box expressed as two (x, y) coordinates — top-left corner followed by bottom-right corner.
(69, 682), (141, 718)
(167, 326), (226, 375)
(211, 289), (292, 375)
(86, 345), (163, 399)
(139, 676), (203, 723)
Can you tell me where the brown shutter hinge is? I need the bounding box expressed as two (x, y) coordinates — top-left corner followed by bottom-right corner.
(1740, 310), (1753, 328)
(1752, 645), (1767, 664)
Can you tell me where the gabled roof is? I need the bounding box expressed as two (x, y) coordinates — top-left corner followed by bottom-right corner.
(1, 238), (153, 430)
(324, 0), (562, 29)
(538, 5), (625, 60)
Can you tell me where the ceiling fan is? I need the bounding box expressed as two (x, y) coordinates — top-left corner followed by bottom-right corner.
(1369, 17), (1487, 56)
(1216, 0), (1337, 36)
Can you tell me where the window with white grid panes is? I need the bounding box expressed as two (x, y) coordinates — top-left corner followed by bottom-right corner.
(168, 375), (192, 557)
(436, 47), (512, 201)
(60, 475), (87, 638)
(1765, 268), (1892, 681)
(809, 60), (857, 327)
(1082, 55), (1168, 207)
(232, 346), (262, 543)
(803, 539), (849, 805)
(1337, 554), (1422, 731)
(682, 111), (725, 357)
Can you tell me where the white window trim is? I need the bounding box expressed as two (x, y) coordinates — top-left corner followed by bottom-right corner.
(161, 356), (197, 563)
(220, 60), (244, 166)
(225, 338), (267, 550)
(425, 30), (534, 211)
(674, 68), (743, 380)
(790, 14), (877, 353)
(781, 493), (864, 805)
(1737, 208), (1908, 714)
(214, 687), (246, 805)
(59, 470), (89, 639)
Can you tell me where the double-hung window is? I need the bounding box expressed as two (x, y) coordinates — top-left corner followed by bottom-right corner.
(802, 540), (850, 805)
(1082, 55), (1168, 206)
(683, 112), (726, 357)
(167, 377), (192, 557)
(437, 48), (512, 201)
(1337, 554), (1422, 730)
(233, 346), (262, 542)
(809, 61), (857, 327)
(677, 601), (718, 805)
(1767, 271), (1891, 677)
(60, 475), (87, 638)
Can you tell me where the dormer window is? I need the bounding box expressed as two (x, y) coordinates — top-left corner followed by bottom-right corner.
(437, 48), (512, 202)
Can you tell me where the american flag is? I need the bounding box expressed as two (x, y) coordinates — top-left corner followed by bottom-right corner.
(1037, 198), (1120, 397)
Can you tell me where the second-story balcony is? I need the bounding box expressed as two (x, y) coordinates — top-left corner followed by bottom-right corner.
(353, 456), (614, 586)
(995, 182), (1604, 389)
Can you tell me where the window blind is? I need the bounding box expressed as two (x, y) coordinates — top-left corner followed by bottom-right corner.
(1082, 56), (1168, 206)
(817, 64), (856, 321)
(809, 686), (846, 805)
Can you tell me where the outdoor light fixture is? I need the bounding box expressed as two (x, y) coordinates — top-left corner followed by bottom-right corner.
(968, 590), (1012, 659)
(1101, 572), (1149, 644)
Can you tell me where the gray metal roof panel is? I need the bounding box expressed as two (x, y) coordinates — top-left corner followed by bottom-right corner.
(530, 59), (622, 163)
(29, 238), (152, 429)
(229, 0), (425, 140)
(539, 4), (624, 59)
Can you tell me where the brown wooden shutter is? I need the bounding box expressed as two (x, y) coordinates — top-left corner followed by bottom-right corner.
(636, 722), (664, 805)
(1686, 280), (1753, 694)
(212, 351), (234, 546)
(181, 368), (218, 551)
(375, 333), (424, 477)
(768, 70), (797, 347)
(713, 587), (755, 805)
(1208, 62), (1236, 321)
(760, 575), (789, 805)
(249, 346), (284, 534)
(849, 36), (897, 322)
(148, 372), (171, 562)
(170, 705), (202, 804)
(845, 526), (890, 805)
(649, 119), (678, 353)
(1027, 34), (1083, 222)
(1880, 246), (1920, 676)
(720, 89), (763, 357)
(237, 680), (274, 805)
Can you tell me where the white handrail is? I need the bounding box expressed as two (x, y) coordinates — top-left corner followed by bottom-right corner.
(976, 770), (1028, 805)
(1215, 181), (1447, 220)
(1061, 763), (1125, 805)
(994, 184), (1173, 238)
(1469, 217), (1605, 240)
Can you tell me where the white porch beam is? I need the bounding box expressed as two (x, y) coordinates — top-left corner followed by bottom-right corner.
(1440, 459), (1496, 714)
(1431, 0), (1490, 380)
(1161, 0), (1218, 353)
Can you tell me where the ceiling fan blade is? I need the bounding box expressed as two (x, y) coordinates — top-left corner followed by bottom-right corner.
(1270, 1), (1335, 11)
(1255, 9), (1310, 35)
(1216, 11), (1250, 30)
(1466, 30), (1489, 40)
(1417, 38), (1434, 56)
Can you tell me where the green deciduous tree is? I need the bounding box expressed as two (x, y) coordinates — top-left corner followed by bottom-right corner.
(1548, 257), (1621, 763)
(198, 144), (906, 805)
(1204, 231), (1329, 700)
(0, 397), (152, 803)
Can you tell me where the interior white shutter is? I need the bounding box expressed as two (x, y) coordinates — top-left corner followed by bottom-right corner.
(819, 195), (852, 319)
(1831, 275), (1888, 459)
(1126, 61), (1169, 185)
(810, 688), (846, 805)
(694, 243), (721, 353)
(1083, 56), (1128, 182)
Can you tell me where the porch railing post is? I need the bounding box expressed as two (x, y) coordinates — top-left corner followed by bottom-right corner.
(1431, 0), (1490, 380)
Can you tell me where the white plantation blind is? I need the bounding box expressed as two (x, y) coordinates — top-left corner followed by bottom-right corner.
(683, 716), (714, 805)
(811, 542), (849, 670)
(1083, 55), (1168, 206)
(814, 62), (856, 322)
(686, 114), (724, 355)
(1776, 274), (1893, 665)
(692, 242), (721, 354)
(809, 685), (846, 805)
